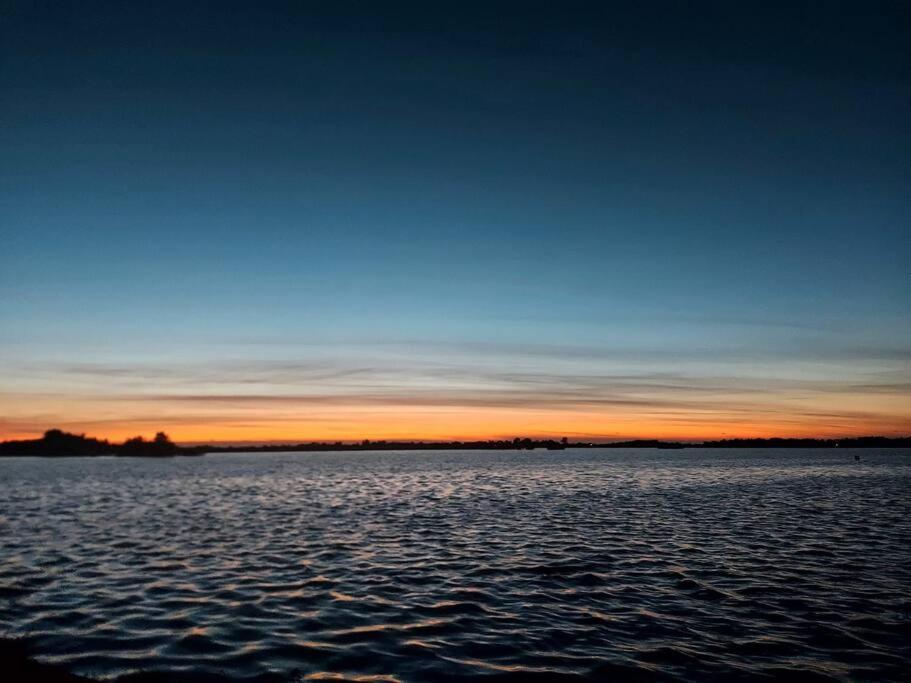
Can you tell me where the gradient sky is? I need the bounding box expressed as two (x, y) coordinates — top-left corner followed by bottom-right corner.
(2, 1), (909, 442)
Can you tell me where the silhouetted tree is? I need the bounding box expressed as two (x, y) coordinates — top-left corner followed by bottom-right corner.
(0, 428), (112, 456)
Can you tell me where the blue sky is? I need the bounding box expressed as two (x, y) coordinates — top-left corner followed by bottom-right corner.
(1, 1), (909, 441)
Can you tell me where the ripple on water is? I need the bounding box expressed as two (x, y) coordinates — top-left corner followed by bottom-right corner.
(0, 448), (910, 681)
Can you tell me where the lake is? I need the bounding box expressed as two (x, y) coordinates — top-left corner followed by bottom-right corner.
(1, 448), (909, 681)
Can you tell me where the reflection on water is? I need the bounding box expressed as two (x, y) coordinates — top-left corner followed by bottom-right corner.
(1, 449), (909, 681)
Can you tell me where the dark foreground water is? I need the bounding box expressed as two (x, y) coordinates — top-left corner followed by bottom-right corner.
(1, 449), (909, 682)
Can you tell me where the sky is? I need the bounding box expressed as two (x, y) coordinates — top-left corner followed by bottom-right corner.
(1, 1), (909, 443)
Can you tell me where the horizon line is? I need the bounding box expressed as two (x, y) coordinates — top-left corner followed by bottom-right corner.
(3, 428), (910, 448)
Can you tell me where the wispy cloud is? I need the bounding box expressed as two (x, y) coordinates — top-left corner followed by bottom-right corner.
(1, 338), (908, 441)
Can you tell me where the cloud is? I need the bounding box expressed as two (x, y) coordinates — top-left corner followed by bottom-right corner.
(2, 340), (908, 441)
(5, 353), (911, 409)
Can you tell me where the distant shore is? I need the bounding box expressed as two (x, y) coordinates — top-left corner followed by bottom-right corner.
(197, 435), (911, 453)
(0, 429), (909, 457)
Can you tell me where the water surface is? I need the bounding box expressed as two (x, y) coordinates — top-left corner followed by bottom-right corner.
(1, 449), (909, 681)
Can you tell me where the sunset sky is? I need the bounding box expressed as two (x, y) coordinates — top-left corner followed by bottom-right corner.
(2, 2), (909, 443)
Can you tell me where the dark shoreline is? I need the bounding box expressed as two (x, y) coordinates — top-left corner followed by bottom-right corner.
(1, 431), (910, 457)
(1, 638), (88, 683)
(1, 637), (291, 683)
(198, 436), (911, 453)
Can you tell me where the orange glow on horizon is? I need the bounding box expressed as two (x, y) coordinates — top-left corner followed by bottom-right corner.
(3, 375), (909, 445)
(2, 405), (908, 445)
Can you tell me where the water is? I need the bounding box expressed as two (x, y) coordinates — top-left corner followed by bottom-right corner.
(1, 449), (909, 682)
